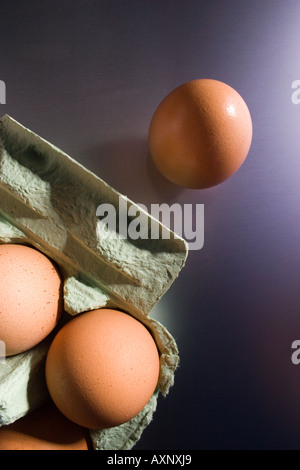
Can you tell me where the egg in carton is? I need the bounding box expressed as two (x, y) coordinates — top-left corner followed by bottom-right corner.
(0, 115), (188, 450)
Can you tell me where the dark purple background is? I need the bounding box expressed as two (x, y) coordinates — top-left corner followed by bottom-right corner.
(1, 0), (300, 450)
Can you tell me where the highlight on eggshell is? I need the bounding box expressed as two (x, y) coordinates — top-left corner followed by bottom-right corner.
(148, 78), (253, 189)
(45, 308), (160, 430)
(0, 243), (64, 356)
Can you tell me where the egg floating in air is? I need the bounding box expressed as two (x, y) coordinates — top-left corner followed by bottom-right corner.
(148, 79), (253, 189)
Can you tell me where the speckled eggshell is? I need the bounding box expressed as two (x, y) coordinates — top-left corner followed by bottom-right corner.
(45, 308), (160, 430)
(0, 244), (63, 356)
(0, 402), (91, 450)
(148, 78), (253, 189)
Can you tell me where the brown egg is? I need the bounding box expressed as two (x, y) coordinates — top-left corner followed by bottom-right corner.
(45, 308), (160, 430)
(148, 78), (253, 189)
(0, 402), (92, 450)
(0, 244), (63, 356)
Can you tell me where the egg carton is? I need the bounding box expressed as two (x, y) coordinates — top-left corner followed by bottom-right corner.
(0, 115), (188, 450)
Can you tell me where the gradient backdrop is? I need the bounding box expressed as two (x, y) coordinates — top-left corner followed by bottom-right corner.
(1, 0), (300, 450)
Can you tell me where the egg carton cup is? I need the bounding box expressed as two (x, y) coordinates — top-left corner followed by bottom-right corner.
(0, 115), (188, 450)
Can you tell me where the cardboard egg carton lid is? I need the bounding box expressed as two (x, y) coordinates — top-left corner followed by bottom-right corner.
(0, 115), (188, 317)
(0, 115), (188, 449)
